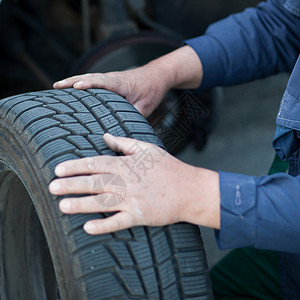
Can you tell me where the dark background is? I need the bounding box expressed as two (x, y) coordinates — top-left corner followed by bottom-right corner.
(0, 0), (260, 99)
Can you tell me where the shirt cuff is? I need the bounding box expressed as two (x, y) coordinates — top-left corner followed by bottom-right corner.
(215, 171), (258, 250)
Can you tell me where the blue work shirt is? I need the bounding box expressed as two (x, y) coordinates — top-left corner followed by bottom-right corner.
(185, 0), (300, 298)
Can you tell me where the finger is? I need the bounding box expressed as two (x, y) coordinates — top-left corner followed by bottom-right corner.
(49, 173), (126, 196)
(53, 75), (86, 89)
(53, 74), (105, 89)
(103, 133), (148, 155)
(49, 176), (89, 195)
(83, 212), (135, 235)
(133, 103), (148, 118)
(54, 155), (119, 177)
(58, 193), (125, 214)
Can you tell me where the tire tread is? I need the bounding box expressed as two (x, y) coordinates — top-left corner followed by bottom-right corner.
(0, 88), (212, 299)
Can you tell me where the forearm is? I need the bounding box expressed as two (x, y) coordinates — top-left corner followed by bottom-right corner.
(179, 166), (220, 229)
(144, 45), (203, 90)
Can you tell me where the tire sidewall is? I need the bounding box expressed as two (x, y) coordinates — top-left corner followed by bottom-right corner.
(0, 123), (83, 300)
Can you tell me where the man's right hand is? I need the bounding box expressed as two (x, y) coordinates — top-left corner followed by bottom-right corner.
(53, 45), (203, 118)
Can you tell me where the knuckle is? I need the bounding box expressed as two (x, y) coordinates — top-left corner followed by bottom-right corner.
(105, 75), (118, 90)
(93, 194), (101, 206)
(125, 75), (134, 96)
(113, 142), (122, 153)
(89, 175), (99, 193)
(86, 157), (98, 172)
(99, 221), (109, 234)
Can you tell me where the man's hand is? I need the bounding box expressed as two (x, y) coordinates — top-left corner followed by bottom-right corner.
(53, 46), (203, 118)
(53, 68), (167, 118)
(49, 133), (220, 235)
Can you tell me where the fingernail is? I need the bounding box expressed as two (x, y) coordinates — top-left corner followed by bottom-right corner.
(104, 133), (113, 139)
(50, 181), (60, 193)
(84, 222), (96, 233)
(60, 200), (71, 212)
(74, 81), (83, 88)
(55, 165), (66, 176)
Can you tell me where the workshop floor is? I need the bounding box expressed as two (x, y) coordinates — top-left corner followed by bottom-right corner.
(177, 73), (289, 268)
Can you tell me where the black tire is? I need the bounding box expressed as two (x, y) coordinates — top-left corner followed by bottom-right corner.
(71, 32), (219, 155)
(0, 88), (213, 300)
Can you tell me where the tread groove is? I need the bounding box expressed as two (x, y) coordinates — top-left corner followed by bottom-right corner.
(145, 227), (163, 300)
(0, 88), (212, 300)
(165, 227), (184, 298)
(69, 90), (117, 137)
(124, 240), (148, 296)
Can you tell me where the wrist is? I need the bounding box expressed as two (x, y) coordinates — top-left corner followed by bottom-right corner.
(146, 46), (203, 90)
(180, 167), (220, 229)
(143, 57), (175, 93)
(172, 45), (203, 89)
(144, 45), (203, 92)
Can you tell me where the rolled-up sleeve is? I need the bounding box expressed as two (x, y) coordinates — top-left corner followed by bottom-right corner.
(216, 171), (300, 253)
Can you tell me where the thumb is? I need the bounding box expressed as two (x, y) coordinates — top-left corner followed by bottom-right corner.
(132, 103), (148, 118)
(103, 133), (144, 155)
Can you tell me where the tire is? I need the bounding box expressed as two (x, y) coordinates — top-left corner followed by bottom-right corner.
(0, 88), (213, 299)
(71, 31), (219, 155)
